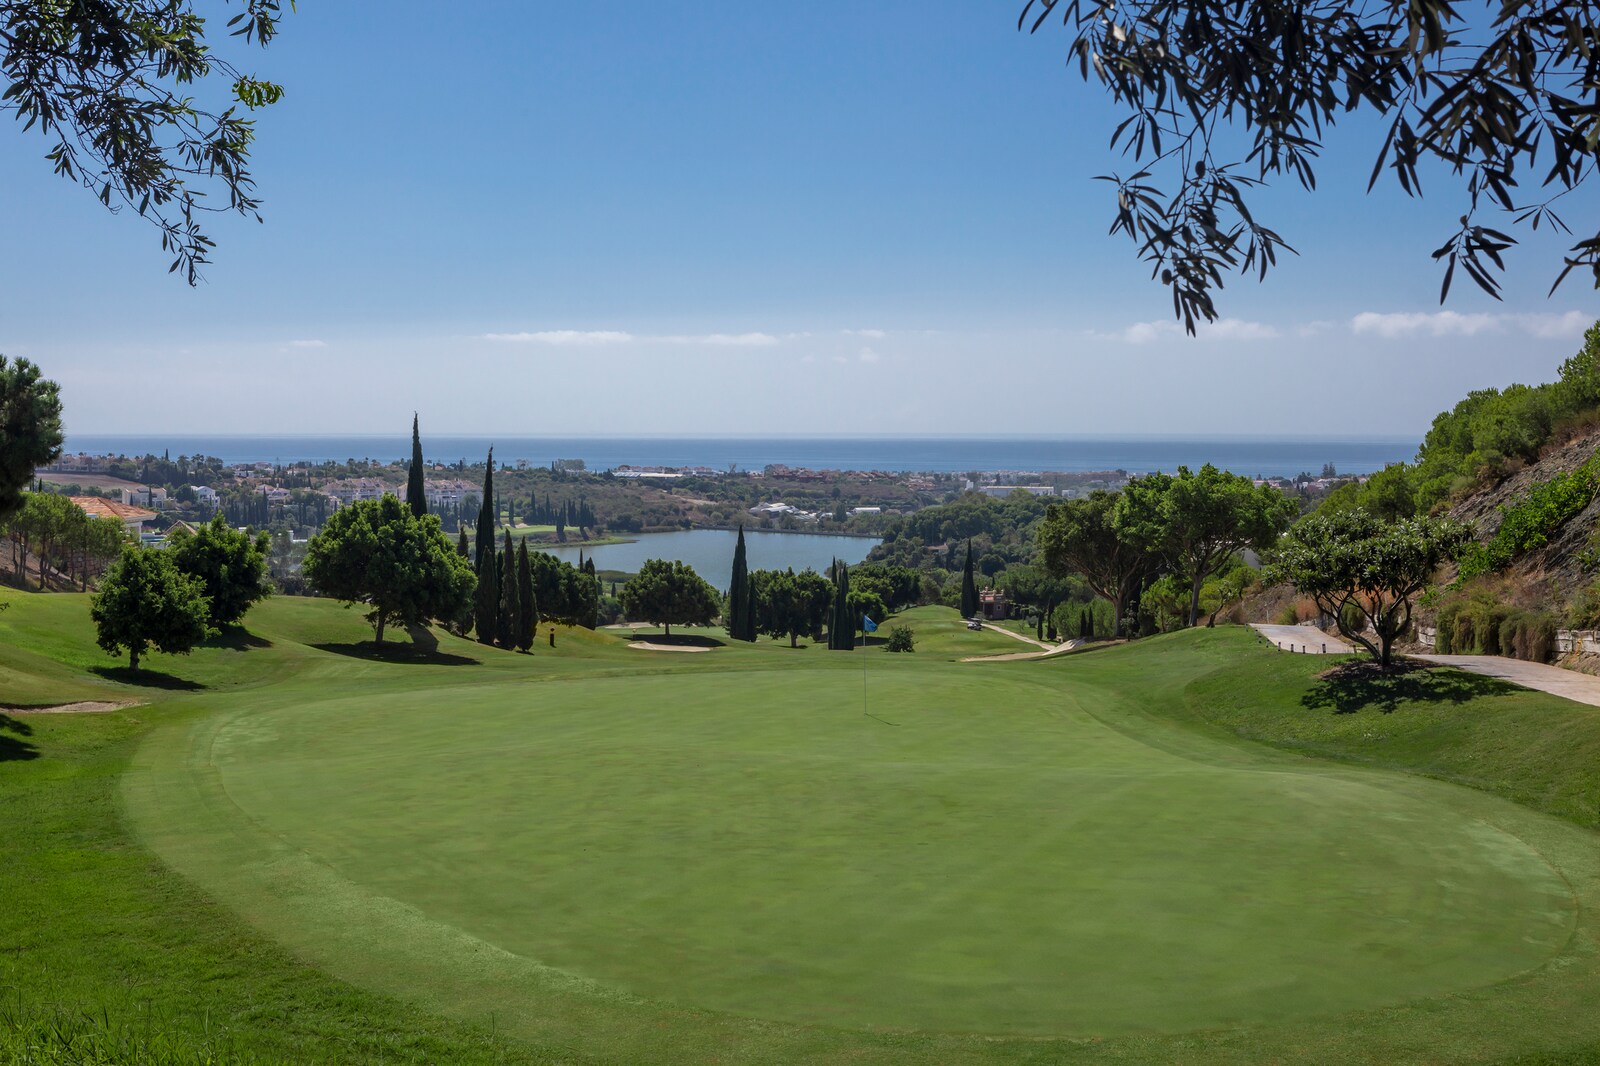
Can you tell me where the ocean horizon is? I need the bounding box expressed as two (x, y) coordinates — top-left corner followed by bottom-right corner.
(61, 434), (1417, 479)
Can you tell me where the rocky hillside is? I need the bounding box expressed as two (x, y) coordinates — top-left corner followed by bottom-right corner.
(1445, 425), (1600, 614)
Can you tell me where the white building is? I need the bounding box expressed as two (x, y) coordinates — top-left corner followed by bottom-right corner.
(121, 486), (169, 509)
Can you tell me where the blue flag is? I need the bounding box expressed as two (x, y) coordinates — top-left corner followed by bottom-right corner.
(862, 616), (878, 633)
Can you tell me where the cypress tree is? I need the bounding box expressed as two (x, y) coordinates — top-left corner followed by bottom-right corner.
(474, 448), (495, 576)
(834, 560), (854, 650)
(474, 541), (499, 645)
(960, 541), (978, 618)
(826, 559), (838, 650)
(516, 541), (536, 651)
(727, 525), (749, 641)
(406, 413), (427, 518)
(1036, 603), (1045, 640)
(1081, 608), (1091, 638)
(456, 529), (469, 558)
(498, 530), (518, 648)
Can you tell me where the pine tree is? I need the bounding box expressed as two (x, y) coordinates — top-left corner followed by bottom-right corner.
(516, 541), (536, 650)
(474, 448), (495, 577)
(406, 413), (427, 518)
(960, 541), (978, 618)
(498, 530), (518, 648)
(727, 525), (749, 641)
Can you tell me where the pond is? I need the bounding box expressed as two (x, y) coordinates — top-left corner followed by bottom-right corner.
(544, 529), (879, 588)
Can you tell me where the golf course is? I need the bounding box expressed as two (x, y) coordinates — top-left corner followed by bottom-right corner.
(4, 593), (1600, 1063)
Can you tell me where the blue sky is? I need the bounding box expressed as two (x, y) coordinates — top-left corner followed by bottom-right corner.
(1, 1), (1594, 439)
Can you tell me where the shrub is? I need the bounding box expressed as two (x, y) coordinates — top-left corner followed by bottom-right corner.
(886, 625), (915, 652)
(1567, 580), (1600, 629)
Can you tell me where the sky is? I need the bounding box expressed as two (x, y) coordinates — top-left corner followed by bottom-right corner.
(1, 1), (1595, 440)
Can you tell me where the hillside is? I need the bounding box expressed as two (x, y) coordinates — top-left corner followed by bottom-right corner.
(1444, 424), (1600, 612)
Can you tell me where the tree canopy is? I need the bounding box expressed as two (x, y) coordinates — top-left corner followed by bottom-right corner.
(303, 495), (475, 644)
(90, 546), (211, 671)
(1038, 490), (1155, 636)
(751, 568), (833, 648)
(1268, 508), (1472, 666)
(1022, 0), (1600, 328)
(1, 0), (287, 283)
(619, 558), (719, 636)
(0, 356), (62, 524)
(167, 513), (271, 627)
(1117, 464), (1296, 627)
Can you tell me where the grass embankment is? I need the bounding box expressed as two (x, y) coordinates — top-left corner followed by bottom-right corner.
(2, 597), (1600, 1063)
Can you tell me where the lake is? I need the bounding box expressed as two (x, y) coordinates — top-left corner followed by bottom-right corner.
(545, 529), (878, 587)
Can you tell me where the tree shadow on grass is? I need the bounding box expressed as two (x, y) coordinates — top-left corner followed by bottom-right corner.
(89, 666), (206, 690)
(631, 633), (726, 649)
(312, 641), (479, 667)
(1302, 660), (1515, 714)
(204, 626), (272, 651)
(0, 714), (38, 762)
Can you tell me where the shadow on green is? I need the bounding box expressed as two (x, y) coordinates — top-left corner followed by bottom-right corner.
(312, 641), (480, 667)
(89, 665), (207, 690)
(1301, 659), (1515, 714)
(0, 713), (37, 762)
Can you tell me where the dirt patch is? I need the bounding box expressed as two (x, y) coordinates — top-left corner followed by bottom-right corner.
(627, 642), (711, 654)
(3, 700), (138, 714)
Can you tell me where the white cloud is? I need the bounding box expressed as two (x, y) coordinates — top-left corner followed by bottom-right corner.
(482, 330), (634, 345)
(1096, 317), (1279, 344)
(1350, 311), (1500, 339)
(1350, 309), (1594, 341)
(288, 339), (327, 348)
(844, 328), (887, 339)
(1516, 311), (1592, 340)
(859, 346), (881, 363)
(1297, 320), (1334, 338)
(659, 332), (780, 347)
(479, 329), (778, 347)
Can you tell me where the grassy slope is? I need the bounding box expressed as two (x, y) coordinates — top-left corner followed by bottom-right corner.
(2, 597), (1600, 1063)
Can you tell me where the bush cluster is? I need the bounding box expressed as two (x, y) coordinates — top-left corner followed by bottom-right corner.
(1434, 596), (1558, 662)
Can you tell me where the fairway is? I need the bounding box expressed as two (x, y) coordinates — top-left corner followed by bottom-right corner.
(126, 646), (1583, 1042)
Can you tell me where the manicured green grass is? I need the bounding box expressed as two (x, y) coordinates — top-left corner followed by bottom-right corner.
(4, 594), (1600, 1062)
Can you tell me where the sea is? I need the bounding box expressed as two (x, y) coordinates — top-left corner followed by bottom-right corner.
(62, 435), (1416, 479)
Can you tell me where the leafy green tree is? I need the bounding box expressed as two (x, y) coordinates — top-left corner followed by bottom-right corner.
(1117, 465), (1296, 627)
(1022, 0), (1600, 327)
(620, 558), (719, 636)
(0, 357), (63, 525)
(886, 625), (916, 652)
(406, 413), (427, 518)
(752, 568), (833, 648)
(1267, 508), (1472, 667)
(727, 525), (752, 641)
(90, 546), (211, 671)
(516, 540), (536, 651)
(167, 513), (270, 627)
(9, 489), (75, 587)
(2, 1), (287, 283)
(1038, 491), (1155, 637)
(959, 542), (978, 617)
(303, 495), (475, 644)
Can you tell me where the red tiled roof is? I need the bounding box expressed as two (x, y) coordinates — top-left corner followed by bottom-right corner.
(70, 497), (156, 522)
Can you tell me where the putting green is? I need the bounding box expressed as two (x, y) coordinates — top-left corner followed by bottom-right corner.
(128, 660), (1577, 1039)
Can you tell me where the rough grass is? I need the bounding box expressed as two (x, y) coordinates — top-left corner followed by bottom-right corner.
(3, 596), (1600, 1063)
